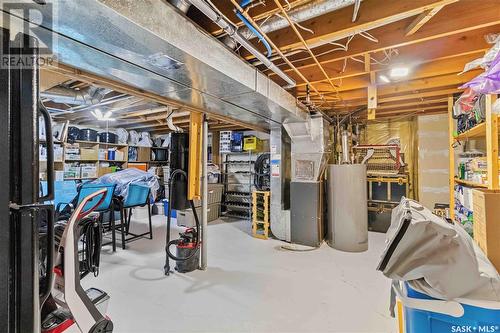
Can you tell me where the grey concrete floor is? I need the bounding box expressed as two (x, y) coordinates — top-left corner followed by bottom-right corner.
(78, 214), (397, 333)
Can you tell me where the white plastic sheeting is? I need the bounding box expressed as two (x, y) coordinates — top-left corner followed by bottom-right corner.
(92, 168), (160, 200)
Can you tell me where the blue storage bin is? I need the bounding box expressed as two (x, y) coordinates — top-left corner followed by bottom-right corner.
(163, 199), (177, 218)
(396, 283), (500, 333)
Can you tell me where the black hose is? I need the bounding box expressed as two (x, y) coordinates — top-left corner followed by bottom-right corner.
(164, 169), (201, 276)
(54, 216), (102, 279)
(254, 153), (270, 191)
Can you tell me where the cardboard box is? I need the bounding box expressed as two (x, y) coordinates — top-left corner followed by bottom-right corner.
(472, 189), (500, 271)
(64, 163), (80, 179)
(80, 165), (97, 179)
(80, 148), (98, 160)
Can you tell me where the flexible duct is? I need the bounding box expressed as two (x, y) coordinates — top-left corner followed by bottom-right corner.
(238, 0), (356, 39)
(187, 0), (296, 88)
(167, 115), (183, 132)
(167, 0), (191, 13)
(41, 86), (108, 106)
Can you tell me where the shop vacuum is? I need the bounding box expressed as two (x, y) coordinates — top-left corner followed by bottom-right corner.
(164, 133), (201, 275)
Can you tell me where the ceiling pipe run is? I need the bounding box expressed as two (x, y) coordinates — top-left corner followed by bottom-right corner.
(187, 0), (296, 88)
(41, 86), (108, 106)
(237, 0), (356, 39)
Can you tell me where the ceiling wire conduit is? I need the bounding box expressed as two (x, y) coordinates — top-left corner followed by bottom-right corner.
(187, 0), (296, 88)
(229, 0), (334, 122)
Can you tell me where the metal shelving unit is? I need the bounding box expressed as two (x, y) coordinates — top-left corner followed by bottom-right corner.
(221, 151), (254, 220)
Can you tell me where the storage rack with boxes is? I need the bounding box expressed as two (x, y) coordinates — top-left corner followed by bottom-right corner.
(449, 93), (500, 270)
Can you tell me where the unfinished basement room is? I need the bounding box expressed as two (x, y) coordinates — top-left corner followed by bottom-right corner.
(1, 0), (500, 332)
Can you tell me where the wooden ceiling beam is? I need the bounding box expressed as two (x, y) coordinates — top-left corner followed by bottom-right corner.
(377, 98), (449, 110)
(295, 52), (482, 92)
(368, 109), (447, 120)
(251, 0), (458, 56)
(298, 71), (477, 102)
(118, 107), (169, 119)
(290, 29), (490, 86)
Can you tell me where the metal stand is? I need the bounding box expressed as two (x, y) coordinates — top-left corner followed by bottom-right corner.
(200, 117), (208, 270)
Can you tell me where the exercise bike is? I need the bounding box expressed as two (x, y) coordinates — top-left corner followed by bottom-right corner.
(41, 188), (113, 333)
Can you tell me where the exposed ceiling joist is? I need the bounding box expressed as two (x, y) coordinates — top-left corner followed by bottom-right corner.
(248, 0), (458, 56)
(405, 4), (446, 36)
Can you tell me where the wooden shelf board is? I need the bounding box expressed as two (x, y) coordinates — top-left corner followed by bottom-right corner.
(454, 116), (500, 141)
(454, 178), (488, 188)
(73, 140), (128, 147)
(454, 123), (486, 141)
(99, 159), (127, 162)
(64, 177), (96, 180)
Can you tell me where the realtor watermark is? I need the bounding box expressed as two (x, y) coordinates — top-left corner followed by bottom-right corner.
(1, 1), (57, 68)
(451, 325), (500, 333)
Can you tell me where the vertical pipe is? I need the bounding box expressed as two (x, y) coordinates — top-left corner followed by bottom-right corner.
(200, 117), (209, 270)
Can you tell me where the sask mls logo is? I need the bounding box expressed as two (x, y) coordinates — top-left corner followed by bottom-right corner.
(451, 326), (500, 333)
(1, 0), (56, 67)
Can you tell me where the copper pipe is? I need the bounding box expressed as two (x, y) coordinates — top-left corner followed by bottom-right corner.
(272, 0), (341, 99)
(229, 0), (338, 114)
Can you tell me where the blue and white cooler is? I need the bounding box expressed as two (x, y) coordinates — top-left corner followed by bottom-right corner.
(378, 198), (500, 333)
(393, 282), (500, 333)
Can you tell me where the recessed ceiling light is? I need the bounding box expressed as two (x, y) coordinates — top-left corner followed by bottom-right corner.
(379, 75), (391, 83)
(390, 67), (409, 78)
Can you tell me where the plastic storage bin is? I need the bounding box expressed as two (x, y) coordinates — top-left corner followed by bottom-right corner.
(193, 184), (224, 207)
(395, 283), (500, 333)
(163, 199), (177, 218)
(177, 204), (220, 227)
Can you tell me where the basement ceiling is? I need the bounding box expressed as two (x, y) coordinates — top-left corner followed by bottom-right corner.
(186, 0), (500, 120)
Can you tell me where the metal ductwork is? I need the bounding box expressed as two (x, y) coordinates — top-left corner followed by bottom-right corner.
(41, 86), (108, 106)
(166, 0), (191, 13)
(187, 0), (296, 88)
(237, 0), (356, 40)
(4, 0), (307, 129)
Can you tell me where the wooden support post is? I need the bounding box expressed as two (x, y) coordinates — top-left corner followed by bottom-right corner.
(364, 53), (371, 73)
(188, 112), (203, 200)
(448, 96), (455, 220)
(211, 130), (220, 166)
(486, 94), (499, 190)
(367, 72), (377, 120)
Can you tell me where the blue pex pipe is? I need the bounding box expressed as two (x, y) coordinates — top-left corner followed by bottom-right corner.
(235, 12), (272, 57)
(235, 9), (272, 57)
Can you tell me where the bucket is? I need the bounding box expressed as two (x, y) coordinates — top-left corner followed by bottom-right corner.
(394, 283), (500, 333)
(163, 199), (177, 218)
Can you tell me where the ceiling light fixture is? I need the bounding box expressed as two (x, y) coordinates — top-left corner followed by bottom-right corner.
(390, 67), (409, 78)
(379, 75), (391, 83)
(91, 109), (116, 121)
